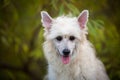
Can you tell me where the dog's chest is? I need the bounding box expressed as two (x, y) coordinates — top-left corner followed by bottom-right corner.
(54, 64), (87, 80)
(55, 70), (86, 80)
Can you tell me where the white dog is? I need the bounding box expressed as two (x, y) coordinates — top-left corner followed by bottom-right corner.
(41, 10), (109, 80)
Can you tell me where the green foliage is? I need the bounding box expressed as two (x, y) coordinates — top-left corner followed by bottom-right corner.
(0, 0), (120, 80)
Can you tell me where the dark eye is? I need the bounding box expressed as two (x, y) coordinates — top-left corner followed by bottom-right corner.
(69, 36), (75, 41)
(56, 36), (62, 41)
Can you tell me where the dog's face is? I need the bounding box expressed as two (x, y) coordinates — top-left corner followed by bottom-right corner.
(41, 10), (88, 64)
(53, 34), (77, 64)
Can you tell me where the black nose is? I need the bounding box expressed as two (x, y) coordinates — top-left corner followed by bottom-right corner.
(62, 49), (70, 56)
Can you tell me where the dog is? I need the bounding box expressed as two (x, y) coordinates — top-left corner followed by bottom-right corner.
(41, 10), (109, 80)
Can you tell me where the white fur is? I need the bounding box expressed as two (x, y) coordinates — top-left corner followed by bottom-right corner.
(41, 10), (109, 80)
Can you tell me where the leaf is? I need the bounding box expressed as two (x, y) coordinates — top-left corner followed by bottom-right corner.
(59, 4), (64, 16)
(66, 3), (79, 15)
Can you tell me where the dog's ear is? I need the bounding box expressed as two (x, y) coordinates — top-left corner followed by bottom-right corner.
(41, 11), (53, 30)
(78, 10), (89, 29)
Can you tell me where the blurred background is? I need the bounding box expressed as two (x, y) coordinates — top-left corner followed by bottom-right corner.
(0, 0), (120, 80)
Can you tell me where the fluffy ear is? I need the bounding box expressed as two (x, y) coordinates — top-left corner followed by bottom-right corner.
(78, 10), (89, 29)
(41, 11), (53, 29)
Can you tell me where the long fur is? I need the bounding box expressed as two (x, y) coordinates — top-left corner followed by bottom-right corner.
(42, 12), (109, 80)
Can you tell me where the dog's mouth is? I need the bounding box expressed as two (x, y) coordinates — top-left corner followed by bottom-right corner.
(56, 48), (72, 64)
(61, 56), (70, 64)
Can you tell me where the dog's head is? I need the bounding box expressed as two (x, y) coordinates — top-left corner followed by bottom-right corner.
(41, 10), (89, 64)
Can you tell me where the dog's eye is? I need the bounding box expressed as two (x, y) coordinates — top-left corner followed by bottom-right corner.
(56, 36), (62, 41)
(69, 36), (75, 41)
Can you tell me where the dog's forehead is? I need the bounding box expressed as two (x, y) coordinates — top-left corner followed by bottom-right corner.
(51, 16), (81, 35)
(46, 16), (83, 40)
(54, 16), (77, 25)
